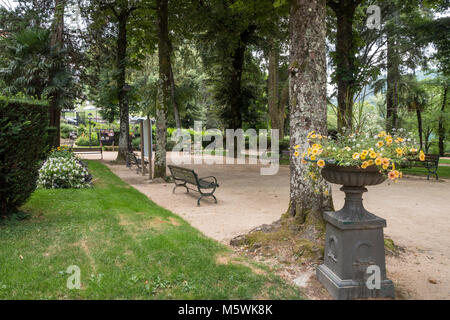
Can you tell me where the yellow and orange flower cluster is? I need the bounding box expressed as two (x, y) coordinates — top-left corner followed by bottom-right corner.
(294, 129), (423, 182)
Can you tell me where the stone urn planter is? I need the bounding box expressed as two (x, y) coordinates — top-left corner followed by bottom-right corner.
(316, 163), (395, 300)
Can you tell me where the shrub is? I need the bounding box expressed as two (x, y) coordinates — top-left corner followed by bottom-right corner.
(132, 137), (141, 150)
(60, 123), (76, 139)
(75, 132), (99, 146)
(37, 149), (92, 189)
(0, 96), (49, 216)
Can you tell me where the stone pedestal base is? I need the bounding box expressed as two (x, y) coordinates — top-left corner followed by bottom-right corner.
(317, 264), (395, 300)
(316, 186), (395, 300)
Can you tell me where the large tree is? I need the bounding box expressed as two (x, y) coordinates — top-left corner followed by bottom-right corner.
(154, 0), (170, 179)
(327, 0), (363, 131)
(289, 0), (333, 223)
(48, 0), (65, 147)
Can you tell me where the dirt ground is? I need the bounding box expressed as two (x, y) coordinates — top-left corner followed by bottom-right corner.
(81, 151), (450, 300)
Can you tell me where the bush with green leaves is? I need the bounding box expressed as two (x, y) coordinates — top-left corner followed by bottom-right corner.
(0, 96), (48, 216)
(37, 148), (92, 189)
(75, 132), (99, 146)
(60, 123), (76, 139)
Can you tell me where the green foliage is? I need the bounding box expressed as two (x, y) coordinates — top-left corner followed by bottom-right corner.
(60, 123), (76, 139)
(0, 96), (48, 216)
(0, 27), (76, 109)
(75, 133), (99, 147)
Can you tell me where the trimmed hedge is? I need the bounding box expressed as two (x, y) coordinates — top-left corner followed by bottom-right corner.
(0, 96), (49, 216)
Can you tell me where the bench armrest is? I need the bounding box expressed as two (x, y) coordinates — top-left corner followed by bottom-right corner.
(199, 176), (219, 187)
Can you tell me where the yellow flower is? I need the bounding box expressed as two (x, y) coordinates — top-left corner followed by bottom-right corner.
(307, 147), (312, 155)
(310, 155), (316, 161)
(311, 134), (317, 139)
(410, 148), (418, 153)
(352, 153), (360, 160)
(393, 170), (400, 178)
(382, 158), (390, 166)
(419, 151), (425, 161)
(293, 145), (300, 149)
(397, 137), (405, 143)
(368, 160), (374, 166)
(396, 148), (403, 156)
(307, 130), (315, 138)
(317, 159), (325, 168)
(378, 131), (387, 138)
(312, 149), (319, 155)
(370, 152), (377, 159)
(375, 158), (382, 166)
(376, 141), (384, 148)
(294, 151), (300, 157)
(382, 164), (389, 170)
(361, 161), (369, 169)
(361, 150), (368, 156)
(360, 154), (367, 160)
(385, 136), (393, 145)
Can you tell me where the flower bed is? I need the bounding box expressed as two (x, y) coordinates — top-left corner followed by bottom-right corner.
(37, 146), (92, 189)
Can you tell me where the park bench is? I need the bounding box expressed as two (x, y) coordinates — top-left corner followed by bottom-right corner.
(126, 151), (148, 174)
(168, 165), (219, 206)
(72, 147), (103, 159)
(403, 153), (440, 180)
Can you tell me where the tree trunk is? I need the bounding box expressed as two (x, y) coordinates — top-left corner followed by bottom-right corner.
(386, 27), (399, 132)
(154, 0), (171, 179)
(169, 64), (181, 129)
(438, 86), (448, 156)
(328, 0), (362, 132)
(417, 108), (423, 150)
(268, 49), (286, 134)
(289, 0), (333, 224)
(116, 9), (132, 162)
(48, 0), (65, 148)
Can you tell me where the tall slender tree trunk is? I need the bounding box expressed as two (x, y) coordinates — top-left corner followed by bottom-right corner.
(328, 0), (362, 132)
(48, 0), (65, 148)
(289, 0), (333, 223)
(386, 28), (399, 131)
(268, 49), (286, 134)
(154, 0), (171, 179)
(417, 108), (423, 150)
(169, 64), (181, 129)
(438, 86), (448, 156)
(116, 8), (132, 162)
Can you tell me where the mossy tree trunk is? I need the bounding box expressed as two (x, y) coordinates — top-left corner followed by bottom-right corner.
(289, 0), (333, 226)
(154, 0), (171, 179)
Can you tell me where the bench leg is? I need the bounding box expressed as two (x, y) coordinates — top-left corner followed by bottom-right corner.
(173, 183), (188, 194)
(197, 194), (217, 206)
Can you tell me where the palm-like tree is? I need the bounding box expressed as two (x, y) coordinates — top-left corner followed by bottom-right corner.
(398, 75), (429, 150)
(0, 27), (73, 108)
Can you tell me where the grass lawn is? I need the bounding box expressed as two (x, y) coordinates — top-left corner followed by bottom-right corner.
(0, 161), (301, 300)
(402, 165), (450, 179)
(439, 158), (450, 165)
